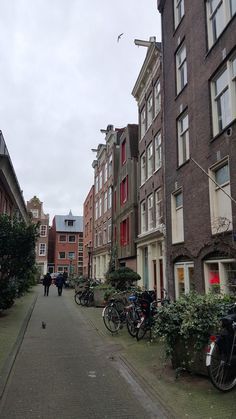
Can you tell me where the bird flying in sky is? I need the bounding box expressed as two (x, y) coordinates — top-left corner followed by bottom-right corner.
(117, 33), (124, 42)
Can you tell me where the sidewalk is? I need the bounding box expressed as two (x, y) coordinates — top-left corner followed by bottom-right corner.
(0, 287), (235, 418)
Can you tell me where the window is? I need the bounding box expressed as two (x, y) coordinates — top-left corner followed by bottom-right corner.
(211, 56), (236, 136)
(205, 259), (236, 295)
(176, 44), (187, 94)
(99, 170), (103, 190)
(99, 197), (102, 217)
(147, 94), (153, 128)
(108, 218), (112, 242)
(147, 142), (153, 178)
(103, 222), (107, 244)
(175, 262), (194, 299)
(59, 252), (66, 259)
(67, 220), (74, 226)
(108, 186), (112, 209)
(147, 194), (154, 231)
(68, 235), (76, 242)
(140, 201), (146, 234)
(95, 175), (99, 193)
(206, 0), (236, 48)
(140, 152), (146, 185)
(120, 217), (129, 246)
(171, 190), (184, 243)
(140, 106), (146, 139)
(120, 176), (128, 205)
(59, 235), (66, 242)
(39, 243), (46, 256)
(68, 252), (75, 259)
(95, 200), (98, 220)
(174, 0), (185, 28)
(104, 190), (108, 213)
(104, 162), (108, 183)
(40, 225), (47, 237)
(108, 155), (113, 177)
(155, 188), (162, 227)
(31, 209), (39, 218)
(154, 80), (161, 116)
(121, 139), (126, 165)
(209, 160), (232, 234)
(154, 132), (162, 171)
(177, 112), (189, 165)
(98, 230), (103, 246)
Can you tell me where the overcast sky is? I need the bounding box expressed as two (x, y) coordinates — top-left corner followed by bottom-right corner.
(0, 0), (161, 223)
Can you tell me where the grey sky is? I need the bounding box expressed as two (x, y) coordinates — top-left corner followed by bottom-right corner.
(0, 0), (161, 221)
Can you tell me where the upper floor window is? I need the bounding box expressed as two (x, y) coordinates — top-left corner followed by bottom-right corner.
(171, 190), (184, 243)
(95, 200), (98, 220)
(104, 190), (108, 213)
(154, 132), (162, 171)
(206, 0), (236, 49)
(174, 0), (185, 28)
(39, 243), (46, 256)
(140, 201), (146, 234)
(176, 43), (187, 94)
(95, 176), (99, 194)
(177, 112), (189, 166)
(120, 176), (128, 205)
(103, 222), (107, 244)
(107, 218), (112, 242)
(211, 55), (236, 136)
(31, 209), (39, 218)
(155, 188), (162, 228)
(99, 197), (102, 217)
(140, 106), (146, 139)
(108, 186), (112, 209)
(67, 220), (74, 226)
(59, 251), (65, 259)
(147, 194), (154, 231)
(140, 152), (146, 185)
(209, 160), (232, 234)
(68, 235), (76, 242)
(68, 252), (75, 259)
(40, 225), (47, 237)
(147, 94), (153, 129)
(104, 162), (108, 183)
(121, 139), (126, 165)
(154, 80), (161, 116)
(108, 154), (113, 177)
(59, 235), (66, 242)
(99, 170), (103, 190)
(120, 217), (129, 246)
(147, 142), (153, 179)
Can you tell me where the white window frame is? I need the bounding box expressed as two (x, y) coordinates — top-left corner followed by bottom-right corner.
(104, 190), (108, 213)
(177, 112), (189, 166)
(95, 201), (98, 220)
(39, 243), (46, 256)
(211, 55), (236, 136)
(31, 209), (39, 218)
(140, 200), (146, 234)
(174, 0), (185, 28)
(59, 251), (66, 259)
(209, 159), (232, 234)
(68, 235), (76, 242)
(176, 43), (187, 94)
(140, 106), (146, 139)
(103, 222), (107, 244)
(206, 0), (235, 49)
(154, 80), (161, 116)
(154, 132), (162, 171)
(95, 176), (99, 194)
(147, 142), (153, 179)
(108, 155), (113, 177)
(204, 258), (236, 295)
(147, 94), (153, 129)
(68, 252), (75, 259)
(108, 186), (112, 209)
(99, 170), (103, 190)
(140, 152), (146, 185)
(155, 188), (162, 228)
(108, 218), (112, 243)
(104, 162), (108, 183)
(171, 189), (184, 243)
(40, 225), (47, 237)
(174, 261), (194, 299)
(99, 197), (102, 217)
(147, 194), (154, 231)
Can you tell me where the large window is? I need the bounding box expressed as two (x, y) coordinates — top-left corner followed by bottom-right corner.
(104, 162), (108, 183)
(104, 190), (108, 213)
(204, 259), (236, 295)
(40, 225), (47, 237)
(31, 209), (39, 218)
(59, 235), (66, 242)
(177, 112), (189, 165)
(140, 152), (146, 185)
(140, 201), (146, 234)
(147, 142), (153, 179)
(95, 200), (98, 220)
(99, 170), (103, 190)
(140, 106), (146, 139)
(154, 80), (161, 116)
(95, 176), (99, 194)
(175, 261), (194, 299)
(108, 186), (112, 209)
(147, 94), (153, 129)
(155, 188), (162, 227)
(39, 243), (46, 256)
(120, 217), (129, 246)
(209, 160), (232, 234)
(108, 154), (113, 177)
(121, 139), (126, 165)
(154, 132), (162, 171)
(206, 0), (236, 48)
(99, 197), (102, 217)
(120, 176), (128, 205)
(176, 43), (187, 94)
(147, 194), (154, 231)
(68, 235), (76, 242)
(174, 0), (185, 28)
(171, 190), (184, 243)
(211, 56), (236, 136)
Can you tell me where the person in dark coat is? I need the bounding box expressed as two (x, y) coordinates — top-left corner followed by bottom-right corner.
(55, 273), (65, 296)
(43, 272), (52, 296)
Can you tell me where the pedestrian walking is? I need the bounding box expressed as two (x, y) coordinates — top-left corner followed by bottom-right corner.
(55, 272), (65, 296)
(43, 272), (52, 296)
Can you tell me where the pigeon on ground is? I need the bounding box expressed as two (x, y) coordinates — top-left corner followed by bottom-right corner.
(42, 321), (46, 329)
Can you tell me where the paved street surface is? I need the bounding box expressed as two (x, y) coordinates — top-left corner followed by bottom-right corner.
(0, 286), (167, 419)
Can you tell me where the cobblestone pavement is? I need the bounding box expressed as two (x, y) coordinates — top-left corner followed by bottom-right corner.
(0, 286), (168, 419)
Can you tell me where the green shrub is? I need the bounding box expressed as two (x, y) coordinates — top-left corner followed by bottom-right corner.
(106, 267), (141, 291)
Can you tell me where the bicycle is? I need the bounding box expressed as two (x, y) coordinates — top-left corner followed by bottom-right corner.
(206, 303), (236, 392)
(102, 296), (127, 333)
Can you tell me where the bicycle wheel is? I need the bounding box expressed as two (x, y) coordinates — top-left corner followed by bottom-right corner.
(208, 342), (236, 391)
(74, 292), (82, 305)
(103, 305), (121, 333)
(80, 291), (88, 306)
(126, 309), (140, 338)
(136, 317), (147, 341)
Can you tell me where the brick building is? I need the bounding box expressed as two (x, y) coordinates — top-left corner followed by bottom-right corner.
(83, 185), (94, 278)
(132, 38), (166, 296)
(49, 211), (83, 276)
(27, 196), (49, 277)
(157, 0), (236, 298)
(113, 124), (139, 271)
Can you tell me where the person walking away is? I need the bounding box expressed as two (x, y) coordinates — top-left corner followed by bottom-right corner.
(56, 273), (65, 296)
(43, 272), (52, 296)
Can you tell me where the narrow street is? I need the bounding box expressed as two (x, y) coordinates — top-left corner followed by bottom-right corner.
(0, 286), (166, 419)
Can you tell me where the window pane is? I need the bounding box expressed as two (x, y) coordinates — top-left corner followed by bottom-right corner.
(215, 69), (227, 95)
(230, 0), (236, 15)
(215, 163), (229, 185)
(176, 267), (185, 296)
(175, 192), (183, 208)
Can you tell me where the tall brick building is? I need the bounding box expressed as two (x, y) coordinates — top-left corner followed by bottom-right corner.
(158, 0), (236, 298)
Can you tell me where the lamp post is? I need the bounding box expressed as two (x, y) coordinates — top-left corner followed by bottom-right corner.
(69, 256), (73, 278)
(87, 244), (92, 279)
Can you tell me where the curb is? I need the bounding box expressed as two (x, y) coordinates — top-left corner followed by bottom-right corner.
(0, 294), (38, 400)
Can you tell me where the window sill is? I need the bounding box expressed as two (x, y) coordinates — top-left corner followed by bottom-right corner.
(210, 119), (236, 143)
(177, 158), (190, 170)
(175, 83), (188, 101)
(205, 15), (236, 58)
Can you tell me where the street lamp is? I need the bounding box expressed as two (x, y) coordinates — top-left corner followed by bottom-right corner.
(69, 256), (73, 278)
(87, 244), (92, 279)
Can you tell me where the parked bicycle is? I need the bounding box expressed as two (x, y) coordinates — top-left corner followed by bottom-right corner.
(102, 293), (127, 333)
(206, 302), (236, 392)
(74, 279), (99, 307)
